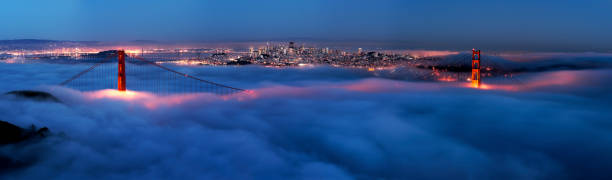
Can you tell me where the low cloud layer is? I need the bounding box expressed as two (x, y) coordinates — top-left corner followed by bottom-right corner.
(1, 59), (612, 179)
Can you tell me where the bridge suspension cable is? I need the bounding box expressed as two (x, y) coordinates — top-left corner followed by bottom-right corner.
(58, 55), (114, 86)
(58, 50), (246, 95)
(130, 55), (246, 92)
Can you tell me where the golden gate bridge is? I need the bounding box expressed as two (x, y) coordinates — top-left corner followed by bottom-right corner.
(57, 49), (511, 94)
(58, 50), (246, 95)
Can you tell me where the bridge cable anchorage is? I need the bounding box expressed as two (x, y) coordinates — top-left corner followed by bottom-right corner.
(59, 55), (115, 86)
(130, 55), (247, 93)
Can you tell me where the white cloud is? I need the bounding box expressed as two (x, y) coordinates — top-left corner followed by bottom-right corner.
(1, 59), (612, 179)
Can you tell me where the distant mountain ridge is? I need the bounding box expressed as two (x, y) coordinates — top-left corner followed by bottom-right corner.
(0, 39), (169, 51)
(0, 39), (100, 50)
(0, 39), (60, 44)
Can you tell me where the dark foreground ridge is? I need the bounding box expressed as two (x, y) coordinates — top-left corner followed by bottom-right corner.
(0, 121), (50, 145)
(0, 120), (51, 173)
(1, 91), (58, 173)
(5, 90), (61, 103)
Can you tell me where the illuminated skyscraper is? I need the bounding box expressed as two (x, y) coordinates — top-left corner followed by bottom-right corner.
(289, 42), (295, 49)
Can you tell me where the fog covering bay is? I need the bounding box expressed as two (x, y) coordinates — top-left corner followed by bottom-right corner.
(1, 56), (612, 179)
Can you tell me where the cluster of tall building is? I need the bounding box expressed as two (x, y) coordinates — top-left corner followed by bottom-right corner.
(248, 42), (309, 58)
(247, 42), (350, 59)
(238, 42), (419, 68)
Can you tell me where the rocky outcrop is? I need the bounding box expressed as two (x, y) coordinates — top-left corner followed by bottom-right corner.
(0, 120), (50, 173)
(5, 90), (61, 103)
(0, 121), (50, 145)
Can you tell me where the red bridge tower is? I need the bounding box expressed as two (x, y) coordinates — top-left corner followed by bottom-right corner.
(118, 50), (126, 91)
(471, 49), (481, 88)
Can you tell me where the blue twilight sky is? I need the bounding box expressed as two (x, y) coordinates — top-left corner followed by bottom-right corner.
(1, 0), (611, 51)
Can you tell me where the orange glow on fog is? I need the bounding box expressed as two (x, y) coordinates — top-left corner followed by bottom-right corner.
(142, 94), (202, 109)
(464, 83), (501, 90)
(85, 89), (148, 100)
(1, 58), (26, 64)
(77, 70), (588, 110)
(84, 89), (205, 109)
(465, 70), (582, 91)
(234, 90), (259, 101)
(404, 50), (460, 58)
(125, 50), (142, 54)
(437, 76), (457, 82)
(82, 89), (259, 109)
